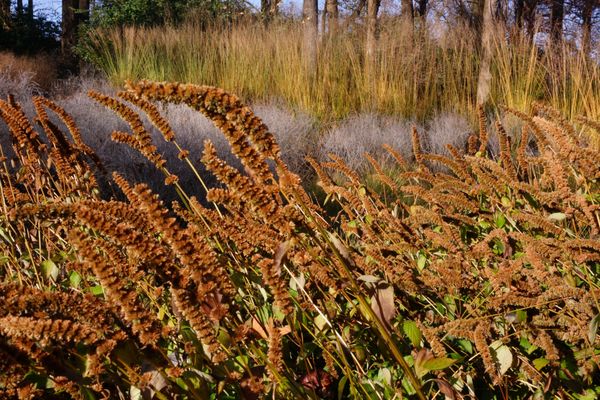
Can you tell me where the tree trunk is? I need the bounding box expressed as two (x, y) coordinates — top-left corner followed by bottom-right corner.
(16, 0), (23, 17)
(325, 0), (338, 34)
(0, 0), (11, 30)
(302, 0), (318, 76)
(477, 0), (496, 106)
(62, 0), (89, 57)
(27, 0), (33, 20)
(523, 0), (537, 38)
(549, 0), (564, 43)
(365, 0), (380, 92)
(581, 0), (594, 55)
(401, 0), (414, 24)
(416, 0), (427, 17)
(515, 0), (524, 29)
(78, 0), (90, 24)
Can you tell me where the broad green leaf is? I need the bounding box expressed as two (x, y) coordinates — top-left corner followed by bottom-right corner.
(417, 254), (427, 271)
(377, 368), (392, 386)
(457, 339), (473, 354)
(90, 285), (104, 296)
(495, 214), (506, 228)
(422, 357), (456, 371)
(314, 314), (328, 331)
(490, 340), (513, 375)
(403, 320), (422, 347)
(69, 271), (81, 288)
(41, 259), (59, 281)
(533, 357), (549, 370)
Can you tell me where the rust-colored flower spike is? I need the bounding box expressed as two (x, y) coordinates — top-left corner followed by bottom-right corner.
(33, 97), (98, 159)
(89, 91), (166, 169)
(170, 287), (226, 363)
(202, 140), (282, 223)
(495, 121), (517, 181)
(477, 104), (488, 155)
(266, 320), (284, 378)
(69, 230), (164, 346)
(411, 126), (424, 164)
(130, 181), (235, 298)
(0, 316), (102, 347)
(124, 80), (280, 159)
(0, 99), (47, 160)
(117, 91), (176, 142)
(383, 143), (408, 169)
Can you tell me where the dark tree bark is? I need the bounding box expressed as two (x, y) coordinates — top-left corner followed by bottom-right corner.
(416, 0), (427, 17)
(16, 0), (23, 17)
(523, 0), (538, 37)
(0, 0), (11, 29)
(261, 0), (280, 23)
(62, 0), (89, 57)
(581, 0), (596, 55)
(550, 0), (564, 42)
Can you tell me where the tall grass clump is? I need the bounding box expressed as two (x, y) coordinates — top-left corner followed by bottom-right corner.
(1, 80), (599, 399)
(80, 20), (600, 128)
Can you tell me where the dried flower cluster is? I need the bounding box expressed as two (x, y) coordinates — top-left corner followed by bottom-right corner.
(0, 82), (598, 399)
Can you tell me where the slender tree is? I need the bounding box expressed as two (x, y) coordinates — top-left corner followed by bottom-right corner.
(365, 0), (380, 94)
(0, 0), (10, 29)
(477, 0), (497, 105)
(549, 0), (564, 42)
(302, 0), (318, 76)
(580, 0), (598, 55)
(401, 0), (414, 24)
(322, 0), (338, 34)
(62, 0), (89, 57)
(416, 0), (427, 17)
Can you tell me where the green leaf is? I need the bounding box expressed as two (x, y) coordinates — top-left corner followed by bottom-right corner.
(490, 340), (513, 375)
(422, 357), (456, 371)
(403, 320), (422, 348)
(90, 285), (104, 296)
(338, 376), (348, 400)
(417, 254), (427, 271)
(314, 314), (328, 331)
(588, 313), (600, 343)
(41, 259), (59, 281)
(457, 339), (473, 354)
(377, 368), (392, 386)
(69, 271), (81, 288)
(495, 214), (506, 228)
(533, 357), (549, 370)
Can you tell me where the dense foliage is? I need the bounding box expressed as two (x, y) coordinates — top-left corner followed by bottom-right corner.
(0, 82), (599, 399)
(87, 0), (249, 28)
(0, 12), (59, 54)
